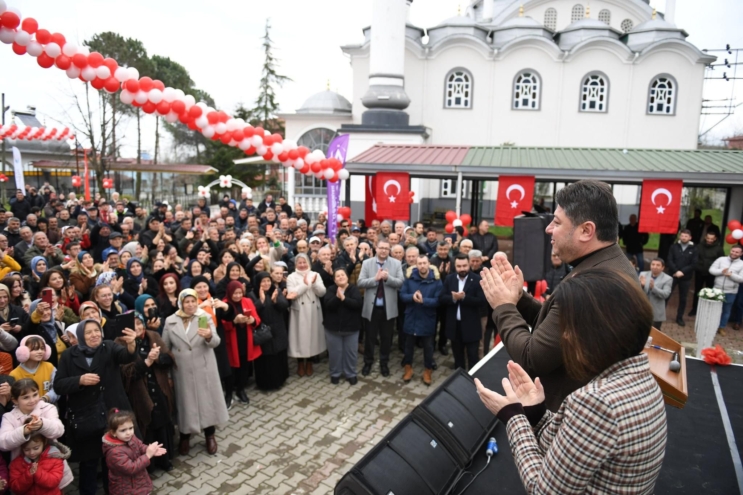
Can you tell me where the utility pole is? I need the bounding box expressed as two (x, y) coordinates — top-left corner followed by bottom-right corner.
(1, 93), (9, 205)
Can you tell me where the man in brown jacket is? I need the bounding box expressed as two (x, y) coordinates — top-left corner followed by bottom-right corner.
(482, 180), (638, 411)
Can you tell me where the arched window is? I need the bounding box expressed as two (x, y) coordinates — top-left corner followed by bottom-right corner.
(513, 70), (541, 110)
(648, 75), (677, 115)
(444, 69), (473, 108)
(571, 4), (584, 22)
(598, 9), (611, 25)
(580, 73), (609, 112)
(544, 8), (557, 30)
(295, 128), (335, 195)
(621, 19), (634, 32)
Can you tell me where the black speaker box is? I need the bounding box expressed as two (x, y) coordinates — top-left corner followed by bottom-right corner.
(513, 214), (554, 282)
(335, 416), (460, 495)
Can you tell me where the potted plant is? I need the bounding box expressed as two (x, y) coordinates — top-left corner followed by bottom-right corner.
(694, 287), (724, 357)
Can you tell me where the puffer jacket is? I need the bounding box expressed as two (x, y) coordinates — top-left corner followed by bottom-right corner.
(709, 256), (743, 294)
(9, 440), (70, 495)
(102, 432), (153, 495)
(399, 268), (443, 337)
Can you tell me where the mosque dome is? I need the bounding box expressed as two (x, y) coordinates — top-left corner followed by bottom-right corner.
(555, 17), (621, 50)
(491, 15), (554, 48)
(624, 17), (688, 51)
(296, 91), (352, 115)
(427, 15), (489, 45)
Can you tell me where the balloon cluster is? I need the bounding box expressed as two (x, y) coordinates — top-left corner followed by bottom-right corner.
(337, 206), (351, 224)
(71, 175), (82, 187)
(0, 173), (8, 182)
(102, 177), (113, 189)
(219, 175), (232, 188)
(0, 2), (347, 182)
(726, 219), (743, 245)
(444, 210), (472, 235)
(0, 124), (73, 142)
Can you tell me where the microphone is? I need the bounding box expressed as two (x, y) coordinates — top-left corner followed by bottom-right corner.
(486, 437), (498, 457)
(669, 352), (681, 372)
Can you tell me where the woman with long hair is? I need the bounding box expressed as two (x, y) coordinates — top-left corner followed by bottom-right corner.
(252, 271), (289, 391)
(286, 253), (326, 377)
(69, 251), (98, 300)
(181, 259), (212, 291)
(162, 289), (229, 456)
(1, 275), (25, 308)
(157, 273), (181, 323)
(39, 267), (80, 315)
(214, 261), (250, 300)
(475, 268), (667, 494)
(212, 250), (239, 285)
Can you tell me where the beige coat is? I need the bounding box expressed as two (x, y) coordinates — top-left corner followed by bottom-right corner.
(162, 309), (229, 434)
(287, 270), (326, 358)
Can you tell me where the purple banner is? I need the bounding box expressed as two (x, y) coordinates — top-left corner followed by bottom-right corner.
(326, 134), (350, 244)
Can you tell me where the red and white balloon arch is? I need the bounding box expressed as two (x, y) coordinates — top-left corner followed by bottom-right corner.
(0, 123), (74, 142)
(0, 1), (348, 182)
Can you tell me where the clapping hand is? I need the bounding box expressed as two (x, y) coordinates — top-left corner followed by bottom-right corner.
(413, 290), (423, 304)
(639, 275), (646, 286)
(146, 442), (167, 458)
(286, 292), (297, 300)
(24, 415), (42, 434)
(146, 344), (160, 365)
(474, 377), (520, 417)
(480, 254), (524, 309)
(271, 288), (278, 303)
(337, 286), (345, 301)
(505, 360), (544, 407)
(79, 373), (100, 386)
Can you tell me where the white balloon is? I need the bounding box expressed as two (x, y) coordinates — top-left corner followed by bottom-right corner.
(202, 126), (215, 139)
(337, 214), (344, 223)
(81, 67), (97, 81)
(7, 6), (19, 16)
(295, 158), (305, 169)
(162, 87), (175, 102)
(0, 28), (15, 45)
(127, 66), (139, 81)
(453, 219), (463, 227)
(14, 30), (29, 46)
(77, 45), (90, 57)
(264, 130), (271, 137)
(120, 90), (134, 105)
(214, 123), (227, 134)
(113, 67), (128, 82)
(281, 160), (291, 168)
(272, 155), (281, 163)
(165, 111), (179, 123)
(195, 116), (208, 129)
(174, 89), (185, 100)
(283, 139), (297, 150)
(734, 229), (743, 240)
(95, 65), (110, 80)
(131, 91), (146, 105)
(147, 89), (163, 104)
(304, 153), (316, 165)
(256, 145), (268, 156)
(238, 139), (251, 151)
(323, 168), (335, 180)
(0, 0), (6, 14)
(62, 42), (77, 57)
(311, 149), (325, 161)
(226, 119), (238, 132)
(45, 42), (61, 58)
(184, 94), (195, 107)
(234, 118), (245, 126)
(251, 136), (263, 148)
(271, 143), (283, 156)
(66, 66), (81, 79)
(338, 169), (350, 181)
(26, 41), (42, 57)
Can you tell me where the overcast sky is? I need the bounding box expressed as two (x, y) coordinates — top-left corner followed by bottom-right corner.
(2, 0), (741, 159)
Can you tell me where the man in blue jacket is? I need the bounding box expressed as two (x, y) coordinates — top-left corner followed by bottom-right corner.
(400, 254), (443, 386)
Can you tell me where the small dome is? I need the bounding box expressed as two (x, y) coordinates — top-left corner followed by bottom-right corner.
(498, 16), (543, 29)
(427, 14), (489, 45)
(491, 16), (554, 48)
(555, 17), (620, 50)
(436, 15), (477, 27)
(296, 91), (352, 115)
(624, 18), (688, 51)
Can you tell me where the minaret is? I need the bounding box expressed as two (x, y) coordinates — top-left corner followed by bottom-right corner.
(359, 0), (412, 127)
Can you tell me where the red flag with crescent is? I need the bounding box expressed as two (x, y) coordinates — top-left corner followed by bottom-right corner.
(375, 172), (410, 220)
(495, 175), (535, 227)
(365, 175), (378, 224)
(639, 179), (683, 234)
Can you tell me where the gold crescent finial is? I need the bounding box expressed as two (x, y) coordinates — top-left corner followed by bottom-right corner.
(652, 8), (657, 20)
(326, 79), (330, 91)
(585, 4), (590, 18)
(519, 4), (524, 17)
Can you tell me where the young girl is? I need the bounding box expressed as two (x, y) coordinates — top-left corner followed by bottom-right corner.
(10, 337), (59, 403)
(0, 379), (73, 489)
(9, 422), (70, 495)
(103, 409), (167, 495)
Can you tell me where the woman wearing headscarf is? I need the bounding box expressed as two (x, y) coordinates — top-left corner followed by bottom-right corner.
(162, 289), (228, 456)
(135, 294), (163, 334)
(0, 283), (28, 341)
(157, 273), (181, 323)
(217, 281), (261, 405)
(53, 319), (137, 495)
(69, 251), (98, 299)
(191, 275), (232, 408)
(286, 253), (326, 377)
(24, 256), (47, 300)
(27, 298), (67, 366)
(122, 258), (158, 303)
(120, 241), (147, 266)
(252, 271), (289, 391)
(115, 312), (176, 472)
(181, 259), (212, 291)
(215, 261), (251, 300)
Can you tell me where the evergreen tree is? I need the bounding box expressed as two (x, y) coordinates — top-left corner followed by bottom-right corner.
(248, 19), (291, 135)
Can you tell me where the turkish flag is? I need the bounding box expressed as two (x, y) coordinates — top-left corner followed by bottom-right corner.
(365, 175), (378, 224)
(375, 172), (410, 220)
(639, 179), (683, 234)
(495, 175), (535, 227)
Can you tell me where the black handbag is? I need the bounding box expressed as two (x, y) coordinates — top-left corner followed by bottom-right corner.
(252, 323), (273, 346)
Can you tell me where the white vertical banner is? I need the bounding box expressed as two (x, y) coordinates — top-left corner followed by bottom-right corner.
(11, 147), (24, 194)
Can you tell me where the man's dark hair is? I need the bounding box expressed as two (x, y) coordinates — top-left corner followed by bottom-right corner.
(454, 253), (469, 262)
(680, 229), (692, 236)
(554, 268), (653, 382)
(732, 245), (743, 252)
(427, 227), (437, 234)
(414, 221), (424, 229)
(651, 257), (665, 266)
(437, 241), (449, 248)
(555, 180), (618, 243)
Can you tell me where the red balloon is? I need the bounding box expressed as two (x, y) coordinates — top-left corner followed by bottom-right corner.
(11, 42), (26, 55)
(297, 146), (309, 158)
(122, 79), (138, 93)
(445, 210), (458, 223)
(102, 58), (118, 73)
(727, 234), (737, 245)
(210, 132), (220, 141)
(332, 159), (343, 171)
(460, 214), (472, 226)
(103, 77), (120, 93)
(338, 206), (351, 219)
(179, 113), (191, 124)
(50, 33), (66, 47)
(188, 105), (202, 118)
(230, 129), (243, 142)
(277, 152), (288, 162)
(310, 162), (321, 174)
(219, 133), (232, 144)
(153, 80), (165, 91)
(156, 100), (171, 115)
(287, 149), (299, 161)
(206, 112), (219, 125)
(54, 54), (71, 70)
(0, 11), (20, 29)
(87, 52), (104, 68)
(142, 101), (157, 114)
(263, 134), (274, 146)
(217, 111), (229, 123)
(138, 76), (153, 92)
(37, 53), (54, 69)
(21, 18), (38, 34)
(329, 174), (339, 183)
(170, 100), (185, 115)
(131, 99), (142, 107)
(243, 126), (254, 138)
(72, 53), (88, 69)
(300, 164), (310, 174)
(90, 77), (106, 90)
(263, 151), (274, 161)
(35, 29), (51, 44)
(728, 220), (741, 231)
(245, 146), (256, 155)
(254, 126), (265, 137)
(444, 223), (454, 234)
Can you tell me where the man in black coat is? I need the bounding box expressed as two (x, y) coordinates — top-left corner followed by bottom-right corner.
(666, 229), (699, 326)
(429, 241), (453, 355)
(257, 194), (276, 215)
(621, 214), (649, 271)
(686, 209), (704, 244)
(439, 254), (485, 371)
(470, 220), (499, 262)
(9, 190), (31, 220)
